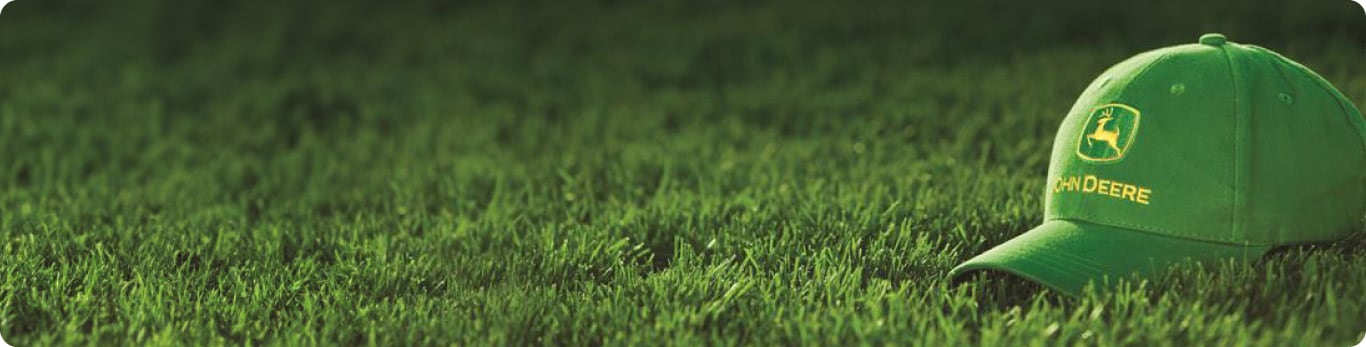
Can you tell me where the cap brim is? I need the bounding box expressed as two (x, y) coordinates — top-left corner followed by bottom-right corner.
(950, 219), (1270, 296)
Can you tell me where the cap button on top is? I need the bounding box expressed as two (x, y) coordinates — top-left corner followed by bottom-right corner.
(1199, 33), (1227, 46)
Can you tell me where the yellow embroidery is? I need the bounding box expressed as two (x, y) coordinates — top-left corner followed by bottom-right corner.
(1052, 174), (1151, 205)
(1076, 104), (1141, 162)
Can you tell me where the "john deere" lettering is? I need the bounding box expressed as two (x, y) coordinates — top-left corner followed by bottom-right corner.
(1052, 174), (1151, 205)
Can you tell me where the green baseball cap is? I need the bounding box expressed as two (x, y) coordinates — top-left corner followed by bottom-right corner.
(949, 33), (1366, 296)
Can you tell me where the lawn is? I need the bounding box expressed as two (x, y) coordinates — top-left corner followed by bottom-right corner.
(0, 0), (1362, 345)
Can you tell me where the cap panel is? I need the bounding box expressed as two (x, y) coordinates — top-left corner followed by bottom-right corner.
(1042, 49), (1167, 220)
(1046, 44), (1242, 243)
(1229, 44), (1366, 244)
(1247, 45), (1366, 160)
(1044, 49), (1171, 217)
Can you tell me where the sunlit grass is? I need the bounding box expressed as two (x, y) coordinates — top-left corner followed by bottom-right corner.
(0, 0), (1361, 345)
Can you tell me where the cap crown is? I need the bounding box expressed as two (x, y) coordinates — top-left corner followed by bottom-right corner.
(1044, 34), (1366, 246)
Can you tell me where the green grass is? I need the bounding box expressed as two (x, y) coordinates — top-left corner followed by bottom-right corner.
(0, 0), (1363, 345)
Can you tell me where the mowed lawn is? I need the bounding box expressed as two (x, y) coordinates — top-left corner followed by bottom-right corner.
(0, 0), (1362, 345)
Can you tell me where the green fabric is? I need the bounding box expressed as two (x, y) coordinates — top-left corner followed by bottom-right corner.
(953, 220), (1271, 296)
(950, 33), (1366, 295)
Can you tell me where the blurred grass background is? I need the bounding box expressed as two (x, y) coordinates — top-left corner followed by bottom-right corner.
(0, 0), (1362, 345)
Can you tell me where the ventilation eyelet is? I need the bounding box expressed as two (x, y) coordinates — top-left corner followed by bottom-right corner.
(1278, 93), (1293, 104)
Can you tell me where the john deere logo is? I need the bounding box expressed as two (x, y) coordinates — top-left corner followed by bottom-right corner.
(1076, 103), (1140, 162)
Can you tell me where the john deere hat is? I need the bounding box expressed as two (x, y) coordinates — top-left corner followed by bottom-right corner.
(949, 33), (1366, 295)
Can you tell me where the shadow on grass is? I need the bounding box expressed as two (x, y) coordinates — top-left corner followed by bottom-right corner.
(950, 270), (1072, 308)
(1260, 230), (1366, 260)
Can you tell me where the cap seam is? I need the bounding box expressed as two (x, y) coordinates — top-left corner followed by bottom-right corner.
(1047, 206), (1207, 239)
(1251, 45), (1366, 155)
(1256, 45), (1303, 99)
(1045, 215), (1273, 247)
(1220, 42), (1246, 243)
(1269, 49), (1366, 156)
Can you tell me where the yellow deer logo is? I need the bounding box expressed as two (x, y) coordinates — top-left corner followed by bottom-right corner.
(1085, 108), (1123, 154)
(1075, 103), (1140, 163)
